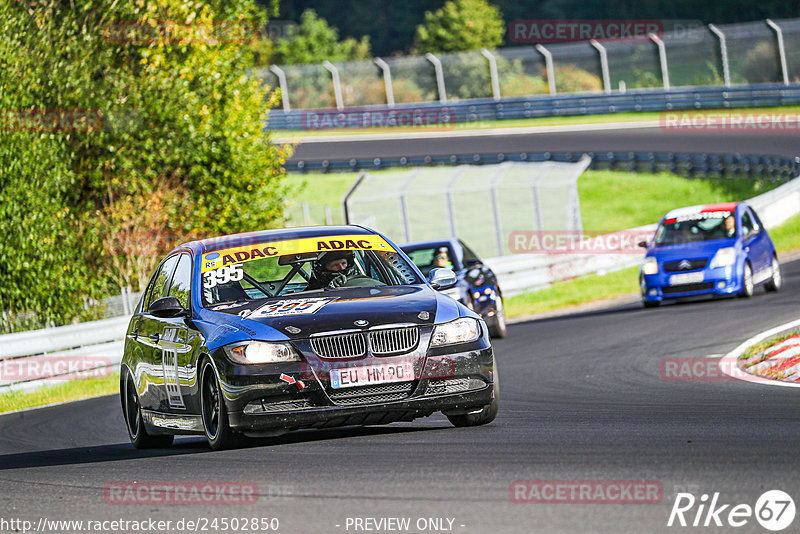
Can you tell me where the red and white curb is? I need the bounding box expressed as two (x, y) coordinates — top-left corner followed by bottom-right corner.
(718, 318), (800, 388)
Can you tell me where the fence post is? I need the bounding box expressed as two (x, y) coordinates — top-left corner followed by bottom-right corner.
(341, 170), (367, 224)
(322, 60), (344, 110)
(648, 33), (671, 90)
(425, 53), (447, 103)
(480, 48), (501, 100)
(489, 164), (508, 256)
(302, 201), (311, 226)
(589, 40), (611, 94)
(766, 19), (790, 85)
(374, 57), (396, 107)
(325, 206), (333, 225)
(399, 170), (421, 242)
(445, 166), (467, 237)
(535, 44), (557, 95)
(268, 65), (291, 112)
(708, 24), (731, 87)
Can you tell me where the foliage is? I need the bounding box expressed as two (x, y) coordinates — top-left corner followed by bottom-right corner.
(272, 9), (371, 65)
(414, 0), (504, 54)
(0, 0), (290, 328)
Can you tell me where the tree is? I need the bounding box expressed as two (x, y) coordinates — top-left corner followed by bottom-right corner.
(0, 0), (291, 328)
(413, 0), (504, 54)
(272, 9), (371, 64)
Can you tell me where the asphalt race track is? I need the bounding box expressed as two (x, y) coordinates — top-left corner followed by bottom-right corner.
(1, 258), (799, 533)
(290, 125), (800, 160)
(1, 128), (799, 533)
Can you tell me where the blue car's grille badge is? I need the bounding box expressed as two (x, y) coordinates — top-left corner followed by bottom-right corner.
(354, 319), (369, 327)
(418, 311), (430, 320)
(285, 326), (301, 334)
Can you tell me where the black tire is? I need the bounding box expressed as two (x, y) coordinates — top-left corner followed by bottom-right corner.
(765, 255), (781, 292)
(488, 295), (507, 338)
(200, 358), (238, 450)
(643, 300), (660, 308)
(739, 262), (754, 298)
(446, 361), (499, 427)
(122, 372), (174, 449)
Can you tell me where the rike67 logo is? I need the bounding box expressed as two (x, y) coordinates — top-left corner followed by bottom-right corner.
(668, 490), (795, 531)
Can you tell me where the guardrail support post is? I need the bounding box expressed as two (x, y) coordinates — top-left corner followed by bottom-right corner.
(269, 65), (291, 112)
(374, 58), (396, 107)
(445, 167), (466, 236)
(480, 48), (502, 100)
(398, 170), (421, 242)
(425, 53), (447, 103)
(535, 44), (557, 95)
(648, 33), (670, 90)
(322, 60), (344, 110)
(590, 40), (611, 94)
(341, 170), (367, 224)
(708, 24), (731, 87)
(766, 19), (790, 86)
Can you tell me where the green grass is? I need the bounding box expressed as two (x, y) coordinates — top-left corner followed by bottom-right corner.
(767, 211), (800, 254)
(272, 105), (800, 137)
(285, 169), (777, 234)
(506, 266), (639, 317)
(0, 371), (119, 414)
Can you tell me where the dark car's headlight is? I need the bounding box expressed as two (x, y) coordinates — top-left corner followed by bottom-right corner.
(430, 318), (481, 347)
(223, 342), (300, 364)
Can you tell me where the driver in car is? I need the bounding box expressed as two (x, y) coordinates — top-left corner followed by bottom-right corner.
(306, 250), (357, 290)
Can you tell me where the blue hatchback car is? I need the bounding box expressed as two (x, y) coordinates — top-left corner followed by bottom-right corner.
(639, 202), (781, 307)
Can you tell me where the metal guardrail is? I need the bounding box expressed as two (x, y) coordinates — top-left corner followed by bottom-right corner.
(267, 83), (800, 130)
(288, 150), (800, 182)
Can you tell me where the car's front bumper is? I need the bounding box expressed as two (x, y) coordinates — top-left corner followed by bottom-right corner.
(212, 341), (494, 433)
(641, 265), (742, 302)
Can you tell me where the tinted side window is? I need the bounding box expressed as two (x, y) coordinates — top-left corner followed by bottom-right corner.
(460, 241), (480, 265)
(146, 255), (180, 311)
(741, 212), (754, 237)
(168, 254), (193, 309)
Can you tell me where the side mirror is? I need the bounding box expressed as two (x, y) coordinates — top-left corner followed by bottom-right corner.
(464, 259), (481, 267)
(428, 268), (457, 290)
(148, 296), (188, 318)
(637, 241), (648, 249)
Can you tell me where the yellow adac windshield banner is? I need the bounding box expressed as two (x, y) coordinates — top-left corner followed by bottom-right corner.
(201, 234), (396, 273)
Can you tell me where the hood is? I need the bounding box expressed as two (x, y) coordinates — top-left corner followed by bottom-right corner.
(647, 237), (736, 262)
(213, 286), (438, 340)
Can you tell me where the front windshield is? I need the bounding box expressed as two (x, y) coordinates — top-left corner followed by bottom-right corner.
(200, 235), (422, 307)
(654, 211), (735, 246)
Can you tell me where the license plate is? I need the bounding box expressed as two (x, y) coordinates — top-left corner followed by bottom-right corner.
(669, 272), (704, 285)
(330, 361), (414, 389)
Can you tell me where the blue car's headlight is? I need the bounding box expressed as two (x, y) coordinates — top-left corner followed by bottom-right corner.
(642, 256), (659, 275)
(710, 247), (737, 268)
(431, 318), (481, 347)
(223, 342), (300, 364)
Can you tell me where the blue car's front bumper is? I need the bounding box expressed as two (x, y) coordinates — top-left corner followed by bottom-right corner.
(641, 264), (742, 302)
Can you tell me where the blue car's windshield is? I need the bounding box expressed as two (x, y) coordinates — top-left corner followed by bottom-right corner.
(654, 212), (735, 246)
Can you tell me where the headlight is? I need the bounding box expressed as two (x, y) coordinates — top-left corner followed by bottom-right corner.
(642, 256), (659, 275)
(223, 342), (300, 364)
(710, 247), (737, 268)
(430, 318), (481, 347)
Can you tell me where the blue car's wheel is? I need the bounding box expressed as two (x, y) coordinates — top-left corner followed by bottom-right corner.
(739, 262), (754, 298)
(765, 255), (781, 292)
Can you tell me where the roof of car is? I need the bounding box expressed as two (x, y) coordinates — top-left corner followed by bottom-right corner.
(399, 238), (460, 250)
(175, 225), (377, 254)
(663, 202), (739, 220)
